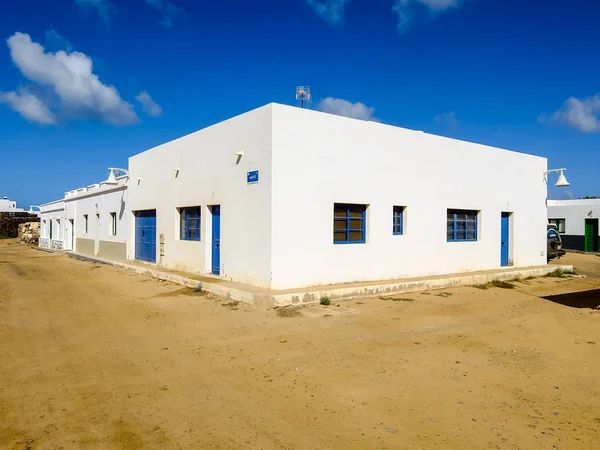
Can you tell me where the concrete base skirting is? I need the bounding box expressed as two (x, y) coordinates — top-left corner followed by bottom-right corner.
(66, 252), (573, 307)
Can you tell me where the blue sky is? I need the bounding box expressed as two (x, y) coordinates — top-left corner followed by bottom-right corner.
(1, 0), (599, 207)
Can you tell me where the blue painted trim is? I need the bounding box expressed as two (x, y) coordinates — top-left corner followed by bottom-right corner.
(393, 206), (404, 235)
(180, 206), (201, 241)
(333, 204), (366, 244)
(447, 209), (478, 242)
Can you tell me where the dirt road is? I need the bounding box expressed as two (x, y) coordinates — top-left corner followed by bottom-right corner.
(1, 241), (600, 449)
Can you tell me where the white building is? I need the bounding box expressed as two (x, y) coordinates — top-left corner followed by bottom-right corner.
(39, 175), (128, 257)
(0, 196), (24, 213)
(547, 199), (600, 252)
(126, 103), (548, 290)
(39, 103), (549, 290)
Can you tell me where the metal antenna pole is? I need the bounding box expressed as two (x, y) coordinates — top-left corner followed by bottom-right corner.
(296, 86), (311, 109)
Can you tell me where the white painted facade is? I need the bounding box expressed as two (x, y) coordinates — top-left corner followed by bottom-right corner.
(128, 103), (548, 290)
(128, 105), (273, 286)
(39, 199), (66, 250)
(39, 177), (129, 258)
(0, 196), (24, 213)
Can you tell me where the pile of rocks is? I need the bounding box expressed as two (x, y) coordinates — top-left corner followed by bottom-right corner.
(18, 221), (40, 244)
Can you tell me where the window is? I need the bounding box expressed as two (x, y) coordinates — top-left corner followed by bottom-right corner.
(180, 206), (201, 241)
(549, 218), (565, 234)
(334, 203), (367, 244)
(110, 212), (117, 235)
(393, 206), (405, 235)
(83, 214), (88, 233)
(447, 209), (478, 242)
(49, 220), (53, 239)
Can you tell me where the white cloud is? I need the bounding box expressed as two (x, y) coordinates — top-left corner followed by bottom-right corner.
(306, 0), (469, 30)
(318, 97), (376, 121)
(547, 94), (600, 133)
(45, 28), (72, 52)
(74, 0), (113, 22)
(306, 0), (353, 25)
(434, 111), (459, 128)
(393, 0), (463, 32)
(136, 91), (162, 117)
(0, 89), (57, 125)
(145, 0), (183, 27)
(2, 32), (138, 126)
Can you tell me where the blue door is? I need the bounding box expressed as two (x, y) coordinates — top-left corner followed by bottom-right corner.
(135, 210), (156, 262)
(211, 205), (221, 275)
(500, 212), (510, 266)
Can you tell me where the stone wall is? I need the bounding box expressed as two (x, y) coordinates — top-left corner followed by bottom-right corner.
(18, 222), (40, 244)
(0, 212), (40, 238)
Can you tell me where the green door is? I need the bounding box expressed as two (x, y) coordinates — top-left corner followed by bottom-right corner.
(584, 219), (599, 252)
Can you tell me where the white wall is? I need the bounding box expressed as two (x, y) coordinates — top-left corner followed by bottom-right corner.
(71, 185), (129, 252)
(127, 104), (273, 287)
(547, 199), (600, 236)
(270, 104), (548, 289)
(39, 200), (66, 249)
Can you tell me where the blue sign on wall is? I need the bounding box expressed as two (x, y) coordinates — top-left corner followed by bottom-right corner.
(247, 170), (259, 184)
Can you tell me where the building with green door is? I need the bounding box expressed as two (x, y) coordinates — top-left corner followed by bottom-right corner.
(548, 199), (600, 252)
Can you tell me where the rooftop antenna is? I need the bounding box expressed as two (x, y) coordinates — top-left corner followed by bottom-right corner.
(296, 86), (310, 109)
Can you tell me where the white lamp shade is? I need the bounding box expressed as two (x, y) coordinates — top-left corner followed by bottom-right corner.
(106, 170), (118, 185)
(555, 172), (570, 187)
(28, 207), (34, 214)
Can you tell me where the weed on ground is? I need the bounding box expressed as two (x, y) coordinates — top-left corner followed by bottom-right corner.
(222, 301), (240, 310)
(435, 292), (453, 297)
(545, 268), (574, 278)
(471, 284), (490, 290)
(489, 280), (515, 289)
(276, 307), (302, 318)
(380, 296), (415, 302)
(320, 296), (331, 306)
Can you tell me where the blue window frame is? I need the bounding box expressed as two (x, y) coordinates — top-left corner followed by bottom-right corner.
(334, 203), (366, 244)
(180, 206), (200, 241)
(393, 206), (405, 235)
(447, 209), (478, 242)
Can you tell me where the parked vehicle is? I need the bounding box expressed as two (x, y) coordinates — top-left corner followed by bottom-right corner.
(547, 223), (566, 261)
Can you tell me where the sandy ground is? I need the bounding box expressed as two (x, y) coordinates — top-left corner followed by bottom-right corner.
(1, 241), (600, 450)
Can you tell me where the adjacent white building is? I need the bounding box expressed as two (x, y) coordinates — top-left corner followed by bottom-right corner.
(547, 199), (600, 252)
(40, 103), (550, 290)
(0, 196), (24, 213)
(39, 176), (128, 258)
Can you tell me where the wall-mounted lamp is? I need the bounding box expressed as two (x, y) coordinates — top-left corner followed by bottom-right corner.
(543, 168), (570, 187)
(235, 150), (244, 165)
(105, 168), (131, 185)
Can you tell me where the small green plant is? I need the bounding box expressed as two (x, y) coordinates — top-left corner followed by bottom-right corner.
(320, 296), (331, 306)
(545, 268), (574, 278)
(471, 284), (490, 290)
(489, 279), (515, 289)
(435, 292), (453, 297)
(193, 284), (202, 292)
(380, 296), (414, 302)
